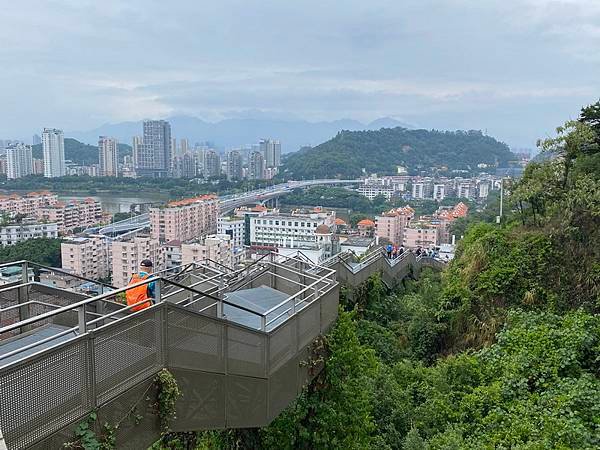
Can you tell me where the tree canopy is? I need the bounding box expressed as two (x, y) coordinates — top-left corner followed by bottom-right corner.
(282, 128), (514, 179)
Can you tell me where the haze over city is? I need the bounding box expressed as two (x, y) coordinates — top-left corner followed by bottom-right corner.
(2, 0), (600, 148)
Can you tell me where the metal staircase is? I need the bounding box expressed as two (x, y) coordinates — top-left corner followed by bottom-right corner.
(0, 250), (444, 449)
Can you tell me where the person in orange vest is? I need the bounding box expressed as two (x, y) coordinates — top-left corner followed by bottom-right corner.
(126, 259), (156, 312)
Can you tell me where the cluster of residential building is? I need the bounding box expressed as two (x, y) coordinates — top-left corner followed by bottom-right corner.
(61, 194), (238, 288)
(358, 174), (501, 201)
(375, 202), (468, 249)
(0, 191), (106, 245)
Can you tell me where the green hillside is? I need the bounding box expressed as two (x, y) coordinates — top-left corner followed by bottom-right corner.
(282, 127), (514, 178)
(182, 102), (600, 449)
(32, 138), (132, 165)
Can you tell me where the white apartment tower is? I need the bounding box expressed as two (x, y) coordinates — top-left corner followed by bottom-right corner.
(6, 143), (33, 179)
(42, 128), (66, 178)
(98, 136), (119, 177)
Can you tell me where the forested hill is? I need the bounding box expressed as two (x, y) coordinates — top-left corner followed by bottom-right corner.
(32, 138), (132, 165)
(282, 127), (514, 178)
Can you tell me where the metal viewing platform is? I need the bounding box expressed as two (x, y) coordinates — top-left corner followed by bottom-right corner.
(0, 254), (338, 449)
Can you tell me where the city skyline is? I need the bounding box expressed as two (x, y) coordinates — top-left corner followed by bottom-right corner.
(2, 1), (600, 149)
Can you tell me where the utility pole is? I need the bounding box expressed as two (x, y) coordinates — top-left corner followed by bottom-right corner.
(496, 178), (504, 224)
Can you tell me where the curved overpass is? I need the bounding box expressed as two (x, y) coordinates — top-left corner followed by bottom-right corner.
(93, 179), (361, 235)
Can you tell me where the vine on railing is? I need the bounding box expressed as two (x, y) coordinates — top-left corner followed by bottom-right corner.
(154, 368), (182, 434)
(63, 369), (181, 449)
(300, 335), (327, 376)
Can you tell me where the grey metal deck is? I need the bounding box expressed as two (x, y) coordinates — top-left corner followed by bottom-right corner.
(224, 286), (306, 331)
(0, 324), (77, 369)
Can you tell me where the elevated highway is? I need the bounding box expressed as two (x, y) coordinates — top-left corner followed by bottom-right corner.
(89, 179), (361, 236)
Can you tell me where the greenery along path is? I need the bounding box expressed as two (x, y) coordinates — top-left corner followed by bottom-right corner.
(165, 100), (600, 449)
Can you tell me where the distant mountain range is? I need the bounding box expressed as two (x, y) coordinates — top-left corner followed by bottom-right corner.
(69, 115), (414, 153)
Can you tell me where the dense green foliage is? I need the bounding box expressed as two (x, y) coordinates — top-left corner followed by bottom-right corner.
(0, 238), (61, 266)
(0, 175), (274, 198)
(188, 102), (600, 450)
(283, 128), (514, 179)
(31, 138), (132, 165)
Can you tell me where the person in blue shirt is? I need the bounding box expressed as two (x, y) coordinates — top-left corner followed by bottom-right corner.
(386, 244), (393, 258)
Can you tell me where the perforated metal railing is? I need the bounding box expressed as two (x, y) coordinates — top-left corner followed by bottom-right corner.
(0, 253), (339, 450)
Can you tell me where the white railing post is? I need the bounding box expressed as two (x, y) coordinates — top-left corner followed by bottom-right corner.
(78, 304), (87, 334)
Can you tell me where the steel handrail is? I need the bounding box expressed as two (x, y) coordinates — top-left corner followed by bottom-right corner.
(0, 276), (160, 335)
(29, 262), (115, 290)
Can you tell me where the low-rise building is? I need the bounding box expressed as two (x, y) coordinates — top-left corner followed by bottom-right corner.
(357, 219), (375, 237)
(217, 216), (245, 249)
(0, 191), (58, 217)
(249, 208), (336, 250)
(164, 240), (182, 270)
(403, 221), (439, 249)
(38, 198), (103, 234)
(61, 235), (111, 280)
(375, 206), (414, 245)
(181, 234), (234, 268)
(111, 235), (164, 288)
(0, 220), (58, 246)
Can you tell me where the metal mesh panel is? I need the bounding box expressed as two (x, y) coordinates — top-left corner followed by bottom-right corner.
(167, 307), (225, 373)
(0, 339), (88, 450)
(268, 355), (298, 421)
(94, 309), (161, 405)
(0, 286), (21, 340)
(170, 368), (226, 431)
(226, 375), (267, 428)
(320, 287), (339, 332)
(227, 326), (266, 378)
(268, 319), (297, 374)
(297, 300), (320, 350)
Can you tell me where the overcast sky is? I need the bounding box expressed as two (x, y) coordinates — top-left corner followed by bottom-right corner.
(1, 0), (599, 148)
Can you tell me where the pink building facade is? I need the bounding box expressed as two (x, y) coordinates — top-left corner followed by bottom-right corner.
(38, 198), (103, 235)
(150, 195), (218, 243)
(375, 206), (414, 245)
(0, 191), (58, 217)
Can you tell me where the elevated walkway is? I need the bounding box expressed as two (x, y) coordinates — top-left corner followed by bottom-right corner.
(319, 248), (446, 288)
(0, 255), (338, 449)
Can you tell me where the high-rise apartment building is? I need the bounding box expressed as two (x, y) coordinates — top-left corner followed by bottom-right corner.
(172, 152), (196, 178)
(132, 136), (143, 170)
(180, 139), (189, 154)
(42, 128), (66, 178)
(6, 143), (33, 179)
(203, 150), (221, 178)
(260, 139), (281, 168)
(149, 195), (218, 242)
(98, 136), (119, 177)
(225, 150), (243, 180)
(135, 120), (172, 178)
(32, 134), (41, 146)
(248, 151), (265, 180)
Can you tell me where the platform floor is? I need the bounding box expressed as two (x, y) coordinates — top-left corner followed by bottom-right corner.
(224, 285), (303, 331)
(0, 324), (77, 368)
